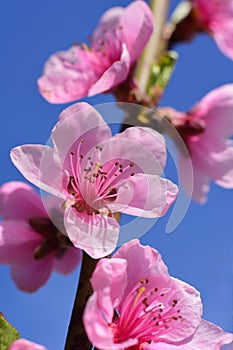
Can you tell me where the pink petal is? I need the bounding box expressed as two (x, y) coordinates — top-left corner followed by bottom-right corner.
(83, 293), (138, 350)
(37, 46), (94, 104)
(55, 102), (91, 125)
(9, 338), (46, 350)
(181, 320), (233, 350)
(114, 126), (167, 174)
(214, 143), (233, 188)
(0, 181), (46, 220)
(53, 247), (81, 274)
(178, 153), (210, 203)
(51, 103), (112, 163)
(148, 320), (233, 349)
(213, 21), (233, 60)
(120, 0), (154, 61)
(97, 127), (167, 181)
(10, 145), (63, 198)
(64, 207), (120, 259)
(109, 174), (178, 218)
(113, 240), (169, 300)
(94, 7), (124, 35)
(88, 43), (130, 96)
(11, 253), (54, 292)
(190, 139), (233, 187)
(193, 84), (233, 138)
(90, 258), (128, 322)
(155, 278), (202, 344)
(0, 221), (41, 265)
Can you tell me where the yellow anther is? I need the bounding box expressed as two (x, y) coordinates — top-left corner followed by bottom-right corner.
(134, 287), (146, 306)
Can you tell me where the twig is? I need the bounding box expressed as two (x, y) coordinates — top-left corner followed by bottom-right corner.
(135, 0), (170, 96)
(64, 252), (99, 350)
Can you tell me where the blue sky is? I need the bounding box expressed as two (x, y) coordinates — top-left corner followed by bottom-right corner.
(1, 1), (233, 349)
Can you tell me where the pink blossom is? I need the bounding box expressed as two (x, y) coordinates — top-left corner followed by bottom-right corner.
(83, 239), (203, 349)
(37, 1), (154, 103)
(83, 240), (232, 349)
(162, 84), (233, 203)
(192, 0), (233, 60)
(9, 338), (46, 350)
(10, 103), (178, 258)
(0, 181), (81, 292)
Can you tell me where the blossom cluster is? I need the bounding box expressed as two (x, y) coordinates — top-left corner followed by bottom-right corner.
(1, 1), (233, 349)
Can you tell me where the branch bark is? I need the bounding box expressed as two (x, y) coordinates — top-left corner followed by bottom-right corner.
(64, 252), (99, 350)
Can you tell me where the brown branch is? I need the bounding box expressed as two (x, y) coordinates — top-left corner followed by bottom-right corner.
(64, 252), (99, 350)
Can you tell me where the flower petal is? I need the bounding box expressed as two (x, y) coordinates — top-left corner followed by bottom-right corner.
(0, 181), (46, 220)
(64, 207), (120, 259)
(0, 220), (40, 265)
(182, 319), (233, 350)
(113, 240), (169, 299)
(53, 247), (82, 274)
(155, 278), (202, 344)
(55, 102), (91, 125)
(11, 253), (54, 292)
(88, 43), (130, 96)
(178, 153), (210, 203)
(95, 127), (167, 188)
(190, 139), (233, 187)
(213, 20), (233, 60)
(94, 7), (123, 35)
(90, 258), (128, 322)
(83, 293), (138, 350)
(120, 0), (154, 61)
(9, 338), (46, 350)
(114, 127), (167, 174)
(37, 46), (94, 104)
(148, 320), (233, 349)
(10, 145), (63, 198)
(109, 174), (178, 218)
(51, 103), (112, 163)
(193, 84), (233, 138)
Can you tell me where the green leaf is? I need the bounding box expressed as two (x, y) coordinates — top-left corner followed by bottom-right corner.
(147, 51), (178, 102)
(0, 313), (20, 350)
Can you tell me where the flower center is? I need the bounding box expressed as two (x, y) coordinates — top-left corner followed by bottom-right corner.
(29, 216), (72, 260)
(64, 138), (135, 217)
(109, 278), (183, 346)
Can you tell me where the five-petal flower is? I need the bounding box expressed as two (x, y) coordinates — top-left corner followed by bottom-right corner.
(0, 181), (81, 292)
(37, 1), (154, 103)
(83, 239), (233, 350)
(161, 84), (233, 203)
(10, 103), (178, 258)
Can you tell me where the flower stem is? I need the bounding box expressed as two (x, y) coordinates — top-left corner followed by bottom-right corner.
(64, 252), (99, 350)
(134, 0), (170, 96)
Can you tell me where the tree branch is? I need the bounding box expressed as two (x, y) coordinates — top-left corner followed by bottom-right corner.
(64, 252), (99, 350)
(135, 0), (170, 96)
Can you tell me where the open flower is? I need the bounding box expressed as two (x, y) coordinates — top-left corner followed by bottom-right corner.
(9, 338), (46, 350)
(83, 239), (233, 349)
(10, 103), (178, 258)
(191, 0), (233, 60)
(161, 84), (233, 203)
(0, 181), (81, 292)
(37, 1), (154, 103)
